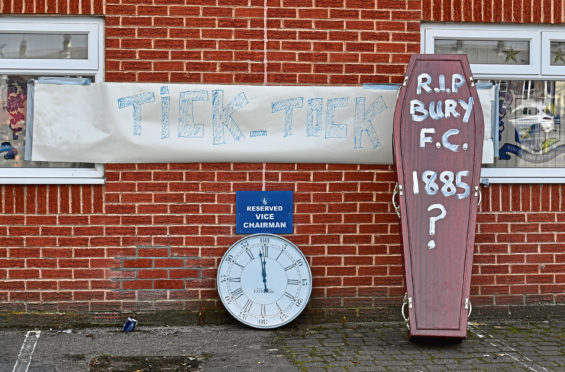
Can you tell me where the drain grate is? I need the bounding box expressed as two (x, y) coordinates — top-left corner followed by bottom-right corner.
(90, 355), (199, 372)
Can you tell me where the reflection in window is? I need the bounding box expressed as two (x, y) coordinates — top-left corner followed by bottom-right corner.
(550, 41), (565, 66)
(434, 39), (530, 65)
(487, 80), (565, 168)
(0, 33), (88, 59)
(0, 76), (93, 168)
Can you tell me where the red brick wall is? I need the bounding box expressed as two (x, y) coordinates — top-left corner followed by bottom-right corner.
(0, 0), (563, 320)
(423, 0), (564, 24)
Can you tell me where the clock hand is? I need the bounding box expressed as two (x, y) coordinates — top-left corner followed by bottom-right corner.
(259, 252), (268, 292)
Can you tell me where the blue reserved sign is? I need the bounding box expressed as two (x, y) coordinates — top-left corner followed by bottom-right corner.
(236, 191), (293, 234)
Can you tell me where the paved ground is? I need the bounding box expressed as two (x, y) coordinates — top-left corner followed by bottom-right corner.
(277, 320), (565, 371)
(0, 319), (563, 371)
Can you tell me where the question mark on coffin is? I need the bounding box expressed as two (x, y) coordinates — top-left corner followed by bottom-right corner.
(427, 204), (446, 250)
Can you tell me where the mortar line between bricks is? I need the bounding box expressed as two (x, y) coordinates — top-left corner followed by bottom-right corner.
(468, 323), (549, 372)
(263, 0), (268, 86)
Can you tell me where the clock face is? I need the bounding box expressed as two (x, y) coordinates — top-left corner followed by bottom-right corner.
(217, 234), (312, 329)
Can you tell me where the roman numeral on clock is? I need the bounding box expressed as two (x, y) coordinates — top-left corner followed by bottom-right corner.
(284, 263), (296, 271)
(242, 299), (252, 313)
(284, 291), (296, 302)
(260, 244), (268, 258)
(245, 248), (254, 260)
(231, 288), (244, 300)
(276, 245), (286, 261)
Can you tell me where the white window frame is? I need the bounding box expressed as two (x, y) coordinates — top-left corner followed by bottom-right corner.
(0, 16), (104, 184)
(541, 31), (565, 76)
(422, 23), (565, 183)
(0, 20), (100, 71)
(424, 28), (540, 77)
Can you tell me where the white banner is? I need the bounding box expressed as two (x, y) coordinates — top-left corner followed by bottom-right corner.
(29, 82), (494, 164)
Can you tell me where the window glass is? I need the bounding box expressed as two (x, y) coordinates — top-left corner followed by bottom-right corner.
(550, 41), (565, 66)
(0, 33), (88, 59)
(434, 39), (530, 65)
(0, 75), (93, 169)
(486, 80), (565, 168)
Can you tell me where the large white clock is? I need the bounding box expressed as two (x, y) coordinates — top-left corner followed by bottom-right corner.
(217, 234), (312, 329)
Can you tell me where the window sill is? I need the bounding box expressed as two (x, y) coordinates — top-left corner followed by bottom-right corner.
(481, 167), (565, 184)
(0, 177), (105, 185)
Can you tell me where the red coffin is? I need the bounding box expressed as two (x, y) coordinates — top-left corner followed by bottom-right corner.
(393, 55), (483, 338)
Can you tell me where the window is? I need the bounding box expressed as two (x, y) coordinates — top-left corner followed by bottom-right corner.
(542, 32), (565, 75)
(0, 16), (104, 184)
(422, 23), (565, 183)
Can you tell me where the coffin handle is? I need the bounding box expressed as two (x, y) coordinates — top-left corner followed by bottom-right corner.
(465, 298), (473, 319)
(474, 185), (482, 209)
(392, 183), (402, 218)
(401, 292), (410, 330)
